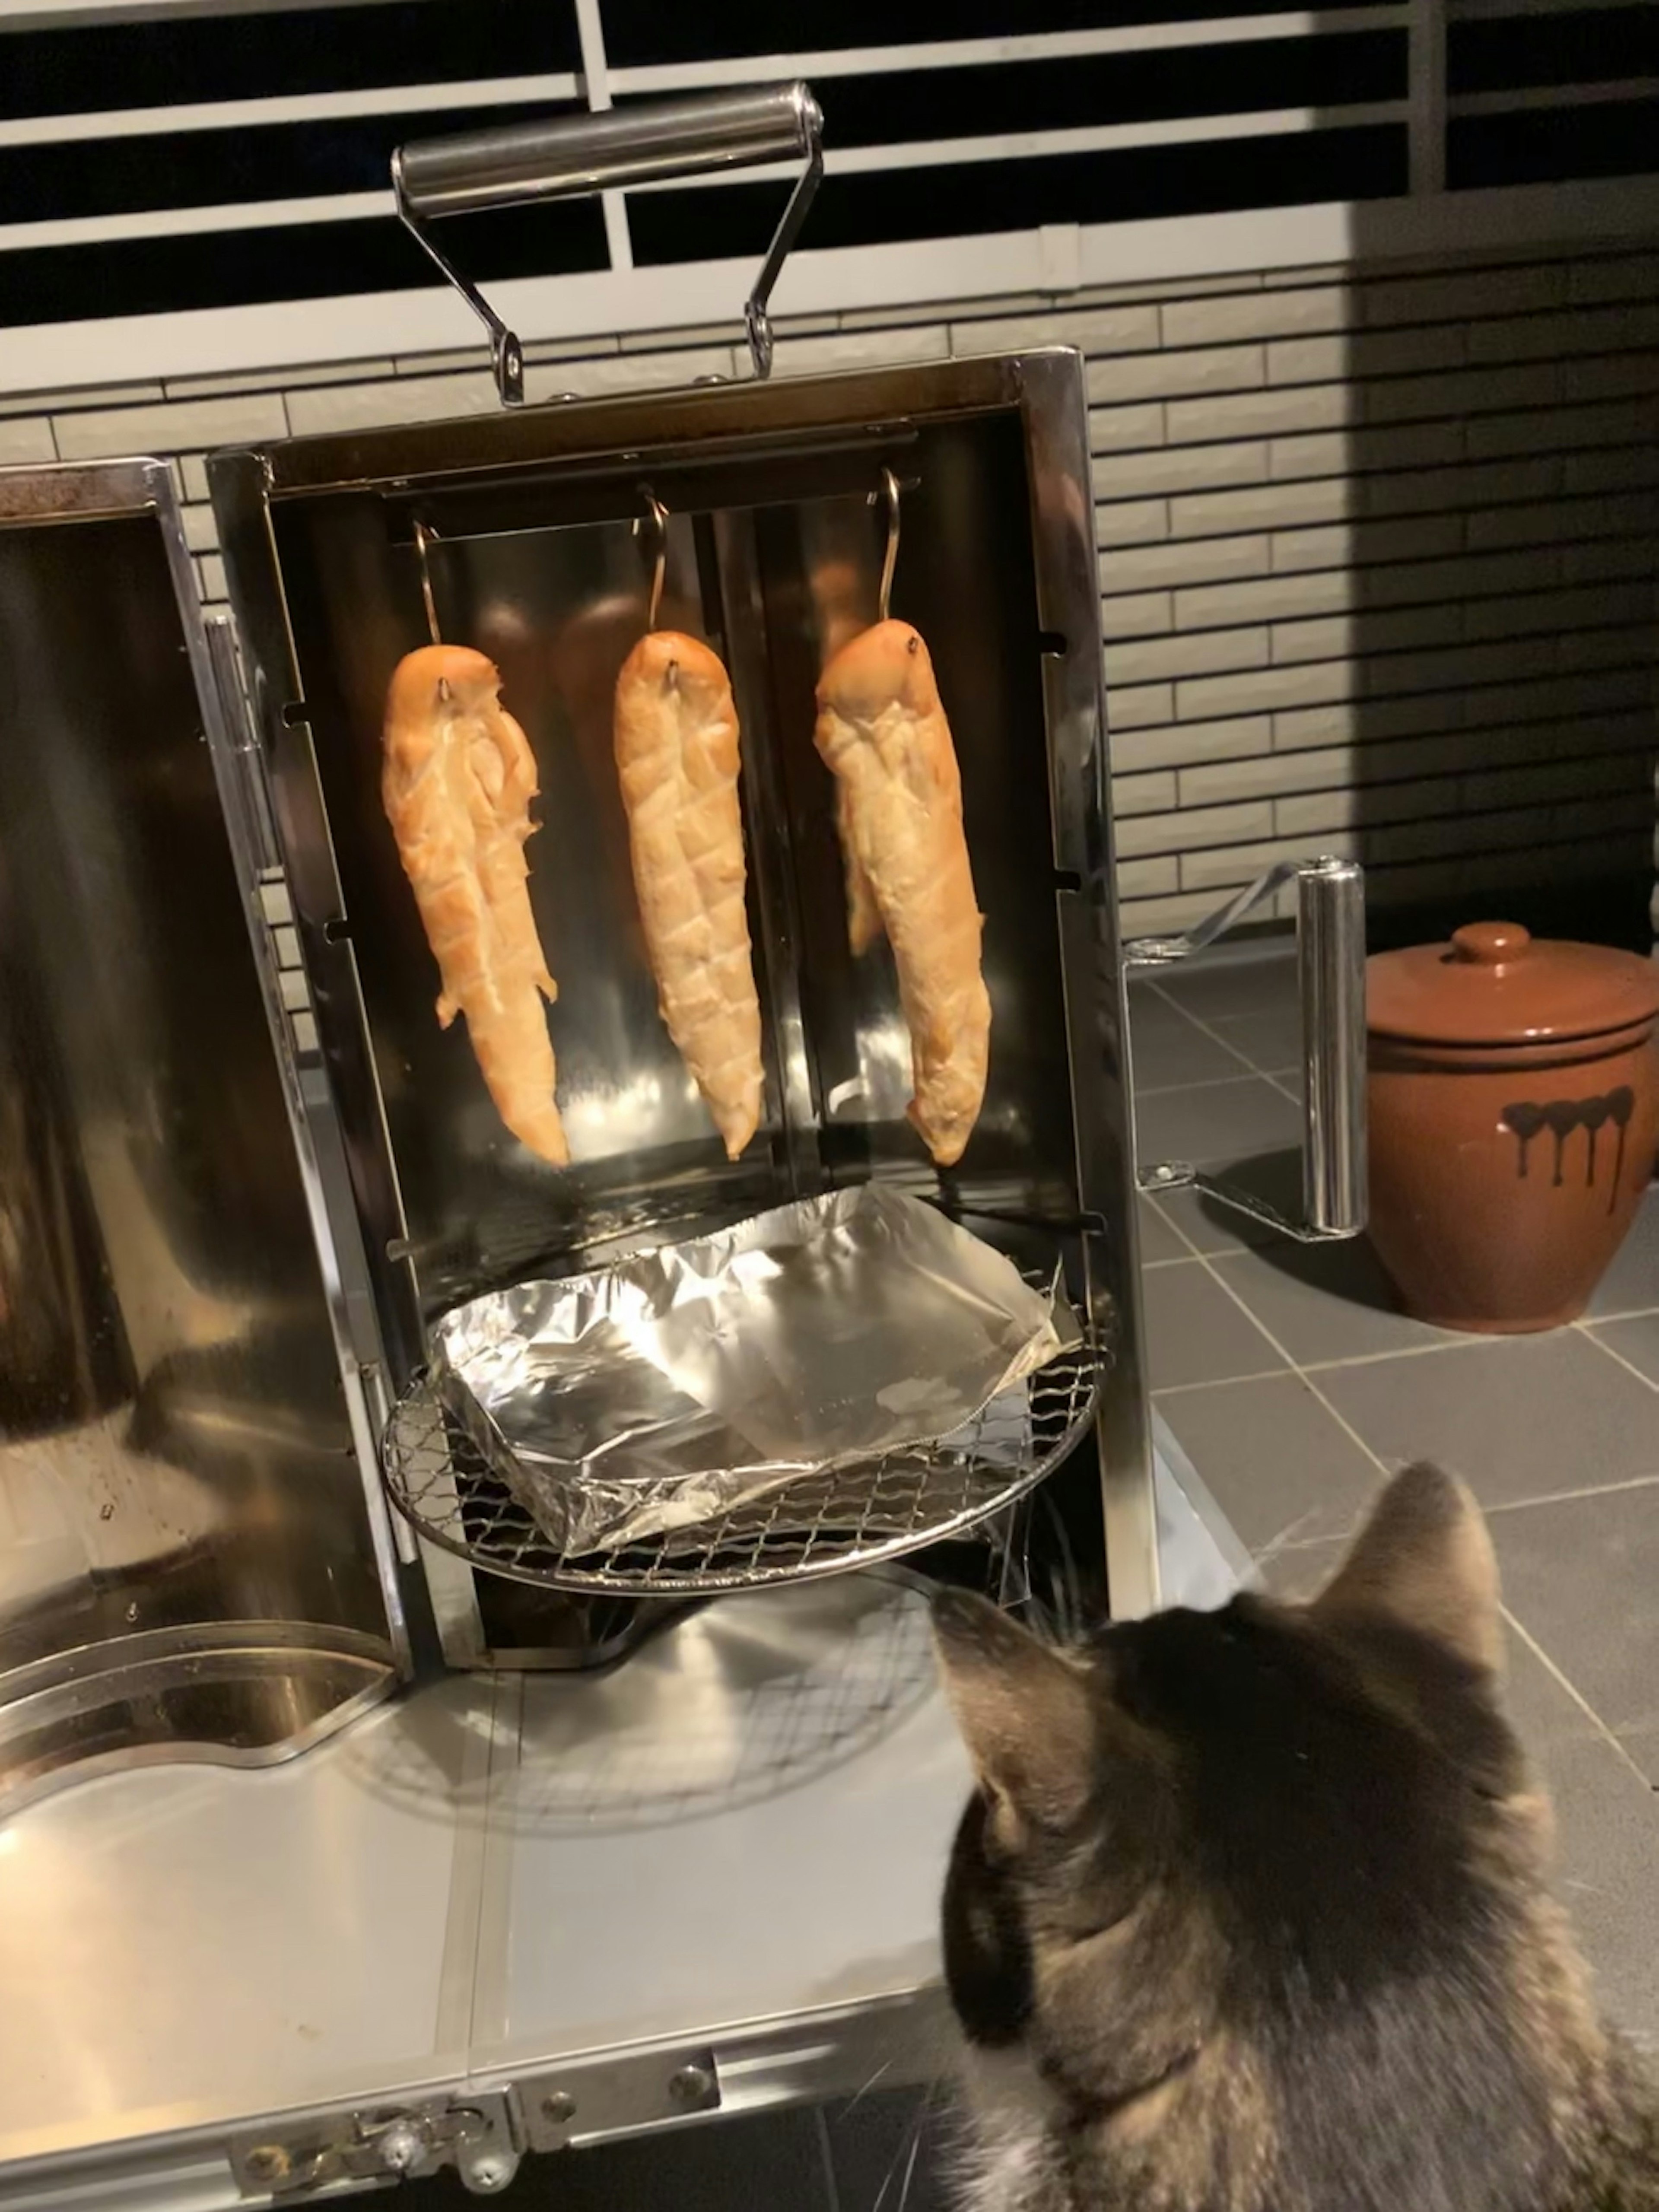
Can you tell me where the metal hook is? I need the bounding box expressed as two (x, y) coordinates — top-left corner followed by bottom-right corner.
(868, 468), (901, 624)
(633, 489), (669, 632)
(412, 519), (442, 646)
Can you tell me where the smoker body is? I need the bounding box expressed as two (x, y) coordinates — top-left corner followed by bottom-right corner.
(0, 353), (1357, 2205)
(206, 348), (1160, 1662)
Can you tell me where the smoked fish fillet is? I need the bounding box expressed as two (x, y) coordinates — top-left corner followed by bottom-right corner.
(613, 631), (763, 1160)
(814, 620), (990, 1167)
(381, 643), (569, 1166)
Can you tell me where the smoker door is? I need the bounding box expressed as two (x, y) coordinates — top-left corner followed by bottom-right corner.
(0, 1572), (965, 2208)
(0, 459), (405, 1811)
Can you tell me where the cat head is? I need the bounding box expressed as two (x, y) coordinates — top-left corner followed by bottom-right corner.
(933, 1465), (1610, 2211)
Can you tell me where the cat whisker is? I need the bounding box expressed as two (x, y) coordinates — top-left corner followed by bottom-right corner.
(842, 2055), (894, 2112)
(894, 2125), (924, 2212)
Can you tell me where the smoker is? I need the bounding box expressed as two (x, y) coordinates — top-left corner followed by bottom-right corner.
(0, 88), (1364, 2206)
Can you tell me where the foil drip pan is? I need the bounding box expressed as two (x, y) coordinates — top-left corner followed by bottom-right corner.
(380, 1189), (1109, 1595)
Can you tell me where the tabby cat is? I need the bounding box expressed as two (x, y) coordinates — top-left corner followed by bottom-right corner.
(932, 1464), (1658, 2212)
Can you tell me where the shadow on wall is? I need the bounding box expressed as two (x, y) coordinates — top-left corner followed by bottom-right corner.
(1326, 57), (1659, 957)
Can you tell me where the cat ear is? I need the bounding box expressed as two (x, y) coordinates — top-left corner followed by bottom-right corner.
(931, 1589), (1100, 1828)
(1310, 1462), (1503, 1675)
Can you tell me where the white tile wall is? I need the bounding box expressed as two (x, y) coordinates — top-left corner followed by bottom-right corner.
(8, 235), (1654, 940)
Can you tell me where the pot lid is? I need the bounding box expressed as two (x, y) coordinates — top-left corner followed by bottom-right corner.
(1368, 922), (1659, 1046)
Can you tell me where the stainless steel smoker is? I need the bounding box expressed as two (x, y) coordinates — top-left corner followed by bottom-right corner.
(0, 87), (1363, 2207)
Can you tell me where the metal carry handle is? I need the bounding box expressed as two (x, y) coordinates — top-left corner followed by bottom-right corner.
(392, 83), (824, 406)
(1126, 857), (1367, 1242)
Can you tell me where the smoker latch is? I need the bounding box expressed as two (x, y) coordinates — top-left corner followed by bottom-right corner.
(232, 2092), (518, 2198)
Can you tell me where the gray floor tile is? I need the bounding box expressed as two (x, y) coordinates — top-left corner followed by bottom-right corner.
(1253, 1558), (1623, 1759)
(1136, 1077), (1303, 1172)
(1587, 1192), (1659, 1318)
(1490, 1482), (1659, 1761)
(1532, 1731), (1659, 2052)
(1156, 1372), (1384, 1555)
(1154, 946), (1298, 1020)
(1253, 1539), (1341, 1602)
(1138, 1195), (1192, 1266)
(1143, 1260), (1287, 1391)
(1202, 1003), (1303, 1075)
(1212, 1239), (1462, 1367)
(1237, 1566), (1659, 2052)
(1499, 1618), (1612, 1760)
(1127, 986), (1254, 1090)
(1315, 1332), (1659, 1508)
(1586, 1313), (1659, 1385)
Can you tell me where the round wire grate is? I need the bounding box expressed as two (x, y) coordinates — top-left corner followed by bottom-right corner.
(379, 1301), (1109, 1596)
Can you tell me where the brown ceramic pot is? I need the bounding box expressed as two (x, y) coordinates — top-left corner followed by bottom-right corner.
(1367, 921), (1659, 1333)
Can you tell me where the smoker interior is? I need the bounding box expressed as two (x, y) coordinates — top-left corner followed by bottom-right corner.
(0, 475), (400, 1802)
(213, 353), (1149, 1641)
(270, 422), (1079, 1351)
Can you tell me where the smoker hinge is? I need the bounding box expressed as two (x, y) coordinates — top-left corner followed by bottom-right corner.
(232, 2090), (518, 2199)
(256, 867), (321, 1061)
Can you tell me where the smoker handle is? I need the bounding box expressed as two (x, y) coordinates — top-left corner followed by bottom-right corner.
(1125, 857), (1368, 1243)
(392, 84), (824, 404)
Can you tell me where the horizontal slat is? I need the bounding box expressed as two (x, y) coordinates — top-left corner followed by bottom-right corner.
(0, 3), (582, 121)
(0, 74), (585, 152)
(607, 12), (1411, 93)
(601, 0), (1404, 72)
(1449, 78), (1659, 118)
(626, 124), (1409, 264)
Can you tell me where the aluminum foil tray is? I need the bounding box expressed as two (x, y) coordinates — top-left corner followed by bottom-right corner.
(380, 1262), (1108, 1596)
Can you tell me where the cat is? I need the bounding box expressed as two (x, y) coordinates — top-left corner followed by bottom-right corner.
(931, 1462), (1659, 2212)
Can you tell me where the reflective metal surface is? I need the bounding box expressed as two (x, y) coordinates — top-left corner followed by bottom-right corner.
(0, 459), (399, 1808)
(428, 1188), (1077, 1555)
(397, 84), (820, 213)
(0, 1574), (966, 2205)
(385, 1289), (1103, 1593)
(1128, 855), (1370, 1245)
(211, 350), (1155, 1623)
(393, 84), (823, 395)
(1298, 858), (1369, 1236)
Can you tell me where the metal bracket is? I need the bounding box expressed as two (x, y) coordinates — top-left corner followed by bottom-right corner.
(744, 131), (825, 379)
(232, 2091), (519, 2198)
(1125, 855), (1368, 1243)
(520, 2044), (722, 2151)
(391, 188), (526, 406)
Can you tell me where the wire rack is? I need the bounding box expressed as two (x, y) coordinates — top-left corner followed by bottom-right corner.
(379, 1294), (1109, 1597)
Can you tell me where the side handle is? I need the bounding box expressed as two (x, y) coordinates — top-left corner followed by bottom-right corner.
(1126, 857), (1367, 1243)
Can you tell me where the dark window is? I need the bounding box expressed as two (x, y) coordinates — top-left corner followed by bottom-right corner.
(629, 126), (1408, 263)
